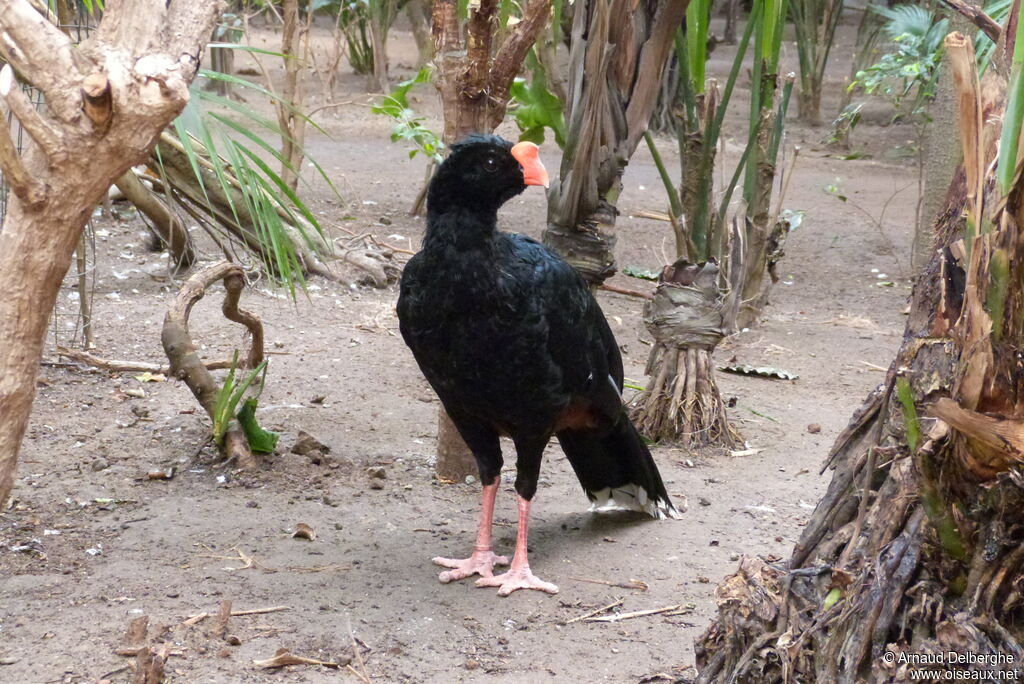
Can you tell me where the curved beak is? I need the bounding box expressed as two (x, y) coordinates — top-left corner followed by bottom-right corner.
(511, 141), (549, 188)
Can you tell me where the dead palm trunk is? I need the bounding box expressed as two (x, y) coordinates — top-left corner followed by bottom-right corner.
(543, 0), (691, 286)
(694, 30), (1024, 682)
(629, 260), (740, 446)
(430, 0), (554, 481)
(0, 0), (223, 507)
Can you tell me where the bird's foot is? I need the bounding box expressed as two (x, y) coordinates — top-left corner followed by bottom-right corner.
(475, 566), (559, 596)
(433, 549), (510, 583)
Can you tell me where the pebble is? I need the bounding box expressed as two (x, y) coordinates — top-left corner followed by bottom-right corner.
(90, 458), (109, 472)
(291, 431), (329, 456)
(366, 466), (387, 480)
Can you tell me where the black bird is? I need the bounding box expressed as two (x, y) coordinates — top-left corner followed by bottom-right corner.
(397, 134), (681, 595)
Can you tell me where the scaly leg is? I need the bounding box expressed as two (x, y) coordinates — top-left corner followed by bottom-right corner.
(475, 494), (559, 596)
(433, 483), (509, 582)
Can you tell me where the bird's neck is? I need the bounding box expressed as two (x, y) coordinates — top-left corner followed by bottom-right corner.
(423, 206), (499, 252)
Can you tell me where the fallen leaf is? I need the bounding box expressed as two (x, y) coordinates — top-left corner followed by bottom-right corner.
(719, 364), (798, 380)
(292, 523), (316, 541)
(134, 372), (166, 383)
(253, 648), (339, 669)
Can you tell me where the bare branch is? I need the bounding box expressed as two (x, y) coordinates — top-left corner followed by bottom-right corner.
(941, 0), (1002, 43)
(82, 73), (113, 129)
(486, 0), (553, 130)
(0, 0), (80, 121)
(0, 73), (46, 207)
(0, 64), (64, 163)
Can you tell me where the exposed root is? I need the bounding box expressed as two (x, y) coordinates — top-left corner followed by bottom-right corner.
(161, 262), (265, 469)
(629, 260), (740, 447)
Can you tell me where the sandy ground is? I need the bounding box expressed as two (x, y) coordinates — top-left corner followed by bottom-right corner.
(1, 14), (924, 684)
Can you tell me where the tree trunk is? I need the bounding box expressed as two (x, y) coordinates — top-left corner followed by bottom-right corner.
(796, 80), (821, 126)
(543, 0), (691, 286)
(431, 0), (553, 143)
(0, 0), (224, 507)
(429, 0), (554, 481)
(115, 169), (196, 273)
(367, 0), (394, 92)
(279, 0), (305, 192)
(722, 0), (738, 45)
(405, 0), (433, 68)
(694, 32), (1024, 683)
(737, 108), (778, 329)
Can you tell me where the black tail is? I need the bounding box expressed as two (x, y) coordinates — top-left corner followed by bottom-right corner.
(556, 416), (682, 519)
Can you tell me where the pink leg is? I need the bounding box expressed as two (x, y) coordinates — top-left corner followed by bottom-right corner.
(433, 483), (509, 582)
(475, 495), (559, 596)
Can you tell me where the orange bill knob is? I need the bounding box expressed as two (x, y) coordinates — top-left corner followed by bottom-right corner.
(510, 141), (550, 188)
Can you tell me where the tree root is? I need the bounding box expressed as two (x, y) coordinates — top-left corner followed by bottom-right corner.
(161, 262), (264, 469)
(629, 343), (740, 447)
(628, 260), (740, 447)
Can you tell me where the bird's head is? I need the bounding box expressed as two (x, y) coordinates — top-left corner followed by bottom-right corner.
(428, 134), (549, 216)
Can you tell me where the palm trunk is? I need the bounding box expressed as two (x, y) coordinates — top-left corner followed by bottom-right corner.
(544, 0), (691, 286)
(628, 261), (740, 447)
(695, 31), (1024, 683)
(405, 0), (433, 67)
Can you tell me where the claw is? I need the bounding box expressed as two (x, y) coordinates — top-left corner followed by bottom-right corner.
(475, 566), (559, 596)
(433, 550), (510, 583)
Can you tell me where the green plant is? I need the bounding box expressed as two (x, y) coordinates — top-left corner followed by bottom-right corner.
(159, 55), (338, 294)
(212, 352), (276, 452)
(317, 0), (375, 75)
(509, 52), (566, 148)
(851, 4), (948, 119)
(371, 67), (445, 162)
(790, 0), (843, 124)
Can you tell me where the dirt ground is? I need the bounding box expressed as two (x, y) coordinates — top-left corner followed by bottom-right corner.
(1, 14), (924, 684)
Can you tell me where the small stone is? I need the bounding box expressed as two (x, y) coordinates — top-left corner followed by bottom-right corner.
(309, 395), (326, 405)
(366, 466), (387, 480)
(90, 458), (110, 472)
(217, 647), (231, 658)
(245, 500), (259, 509)
(225, 635), (242, 646)
(729, 552), (740, 561)
(308, 450), (324, 466)
(379, 216), (393, 226)
(369, 480), (385, 490)
(698, 497), (711, 506)
(334, 522), (344, 530)
(464, 660), (480, 671)
(697, 576), (710, 584)
(807, 423), (822, 434)
(464, 475), (476, 485)
(292, 431), (329, 456)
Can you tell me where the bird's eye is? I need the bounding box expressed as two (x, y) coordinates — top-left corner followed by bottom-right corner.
(483, 156), (499, 173)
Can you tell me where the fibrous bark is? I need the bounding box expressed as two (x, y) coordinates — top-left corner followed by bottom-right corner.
(0, 0), (225, 507)
(629, 260), (741, 447)
(543, 0), (691, 286)
(694, 31), (1024, 684)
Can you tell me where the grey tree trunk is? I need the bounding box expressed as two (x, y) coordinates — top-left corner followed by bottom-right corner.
(0, 0), (224, 507)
